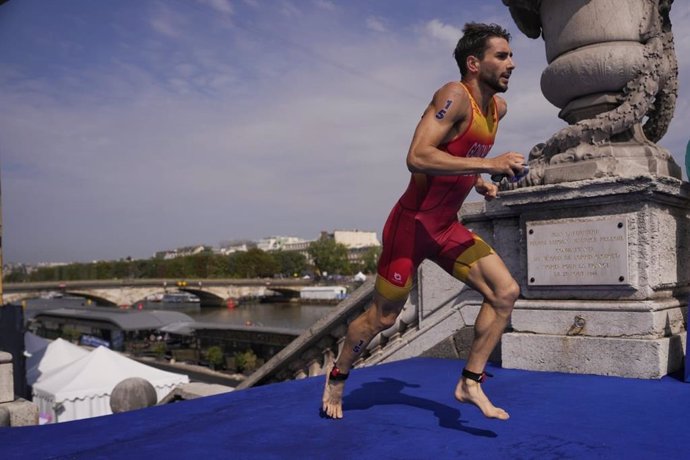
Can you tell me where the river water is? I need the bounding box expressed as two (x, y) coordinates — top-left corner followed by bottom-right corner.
(21, 297), (334, 332)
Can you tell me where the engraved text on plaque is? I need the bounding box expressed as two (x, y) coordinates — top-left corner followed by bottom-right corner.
(526, 217), (629, 286)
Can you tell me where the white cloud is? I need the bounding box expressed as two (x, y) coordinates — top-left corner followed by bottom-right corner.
(279, 1), (302, 19)
(196, 0), (233, 15)
(424, 19), (463, 46)
(149, 6), (185, 38)
(313, 0), (336, 12)
(366, 16), (387, 33)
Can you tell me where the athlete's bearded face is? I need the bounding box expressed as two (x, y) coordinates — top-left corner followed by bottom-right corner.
(477, 37), (515, 93)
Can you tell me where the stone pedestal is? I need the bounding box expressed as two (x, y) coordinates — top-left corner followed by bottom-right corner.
(0, 351), (13, 403)
(0, 351), (38, 426)
(460, 175), (690, 378)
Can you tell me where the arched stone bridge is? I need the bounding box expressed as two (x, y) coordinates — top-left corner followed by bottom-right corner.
(3, 278), (312, 307)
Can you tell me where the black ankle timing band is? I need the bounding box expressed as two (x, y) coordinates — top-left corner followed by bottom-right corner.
(462, 368), (493, 383)
(329, 365), (349, 381)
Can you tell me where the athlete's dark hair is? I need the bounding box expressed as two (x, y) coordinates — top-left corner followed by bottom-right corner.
(454, 22), (511, 77)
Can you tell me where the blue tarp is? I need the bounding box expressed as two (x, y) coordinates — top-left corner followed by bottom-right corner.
(79, 335), (110, 349)
(1, 357), (688, 459)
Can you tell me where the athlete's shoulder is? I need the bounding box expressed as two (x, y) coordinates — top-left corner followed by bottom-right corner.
(436, 81), (470, 102)
(494, 95), (508, 119)
(430, 81), (471, 116)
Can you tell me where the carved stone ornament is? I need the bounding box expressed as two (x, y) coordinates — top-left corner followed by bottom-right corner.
(501, 0), (680, 188)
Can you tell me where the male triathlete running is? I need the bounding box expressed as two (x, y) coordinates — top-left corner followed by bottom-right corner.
(322, 22), (525, 421)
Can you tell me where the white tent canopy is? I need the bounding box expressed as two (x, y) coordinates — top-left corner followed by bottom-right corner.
(32, 346), (189, 423)
(26, 336), (90, 386)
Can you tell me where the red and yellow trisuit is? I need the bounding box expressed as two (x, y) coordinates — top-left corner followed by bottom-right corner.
(376, 82), (498, 301)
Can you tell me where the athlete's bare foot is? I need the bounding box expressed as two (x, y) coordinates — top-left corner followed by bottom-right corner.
(455, 378), (509, 420)
(322, 372), (346, 419)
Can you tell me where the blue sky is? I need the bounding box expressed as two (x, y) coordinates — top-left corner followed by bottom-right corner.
(1, 0), (688, 264)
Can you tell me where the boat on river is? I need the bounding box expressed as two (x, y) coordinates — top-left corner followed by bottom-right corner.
(161, 293), (200, 303)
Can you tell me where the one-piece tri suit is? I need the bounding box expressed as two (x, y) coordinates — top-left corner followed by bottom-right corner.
(376, 82), (498, 301)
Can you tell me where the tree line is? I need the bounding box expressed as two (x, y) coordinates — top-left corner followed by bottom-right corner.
(5, 239), (381, 283)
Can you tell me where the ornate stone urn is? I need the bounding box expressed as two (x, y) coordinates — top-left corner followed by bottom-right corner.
(502, 0), (680, 186)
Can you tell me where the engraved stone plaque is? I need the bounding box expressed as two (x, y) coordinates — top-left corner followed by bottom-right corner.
(526, 217), (629, 286)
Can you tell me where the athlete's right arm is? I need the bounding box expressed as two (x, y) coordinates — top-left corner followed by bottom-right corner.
(405, 83), (523, 177)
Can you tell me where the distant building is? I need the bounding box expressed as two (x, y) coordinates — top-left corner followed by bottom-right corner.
(256, 236), (306, 252)
(29, 307), (195, 351)
(281, 240), (312, 262)
(149, 230), (380, 266)
(281, 240), (311, 252)
(330, 230), (381, 249)
(217, 243), (252, 255)
(316, 229), (381, 265)
(154, 245), (212, 260)
(216, 239), (255, 255)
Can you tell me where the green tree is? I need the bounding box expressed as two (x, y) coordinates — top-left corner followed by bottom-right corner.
(93, 260), (114, 279)
(150, 341), (167, 358)
(111, 260), (131, 279)
(232, 248), (278, 278)
(273, 250), (307, 277)
(188, 254), (211, 278)
(4, 266), (28, 283)
(205, 346), (224, 370)
(359, 246), (381, 274)
(61, 326), (81, 343)
(308, 238), (351, 276)
(234, 348), (258, 373)
(164, 257), (188, 279)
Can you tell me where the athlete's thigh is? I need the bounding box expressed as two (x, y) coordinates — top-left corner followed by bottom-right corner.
(463, 251), (515, 300)
(376, 205), (420, 302)
(432, 221), (486, 280)
(432, 223), (512, 299)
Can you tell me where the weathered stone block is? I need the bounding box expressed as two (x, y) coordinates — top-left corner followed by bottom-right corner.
(0, 399), (39, 427)
(0, 407), (9, 427)
(420, 336), (461, 360)
(0, 351), (14, 404)
(510, 299), (685, 338)
(418, 260), (465, 319)
(502, 332), (686, 379)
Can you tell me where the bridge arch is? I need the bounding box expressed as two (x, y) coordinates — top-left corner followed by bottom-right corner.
(64, 291), (118, 307)
(177, 288), (225, 306)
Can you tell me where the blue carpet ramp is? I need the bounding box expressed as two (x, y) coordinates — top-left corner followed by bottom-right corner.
(0, 358), (688, 459)
(686, 312), (689, 382)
